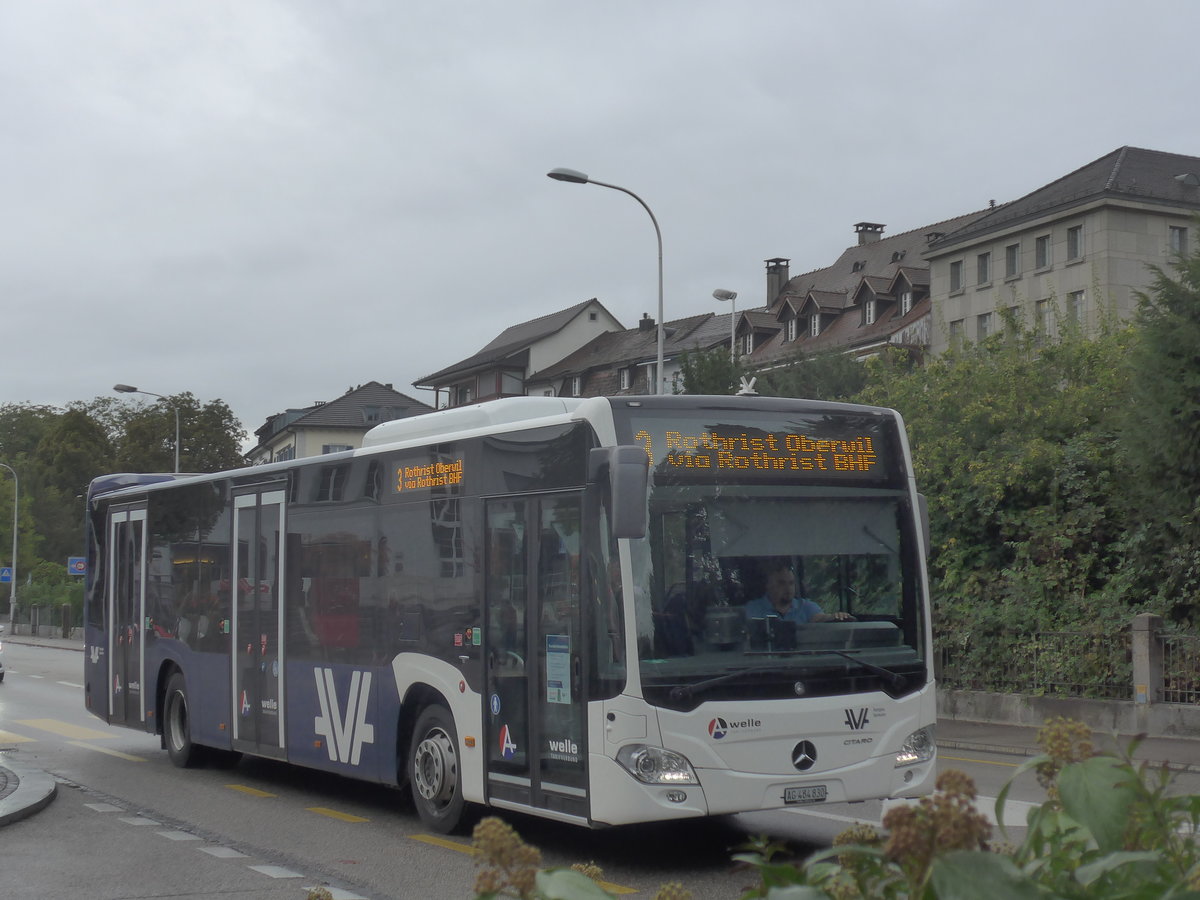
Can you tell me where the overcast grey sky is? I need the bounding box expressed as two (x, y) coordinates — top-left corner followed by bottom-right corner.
(4, 0), (1198, 446)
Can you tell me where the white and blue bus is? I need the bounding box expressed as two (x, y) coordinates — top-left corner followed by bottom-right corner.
(83, 394), (936, 832)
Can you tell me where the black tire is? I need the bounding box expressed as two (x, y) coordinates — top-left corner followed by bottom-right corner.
(163, 671), (205, 768)
(409, 704), (466, 833)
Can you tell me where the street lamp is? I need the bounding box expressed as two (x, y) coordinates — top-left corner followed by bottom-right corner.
(114, 384), (180, 473)
(0, 462), (16, 629)
(547, 167), (666, 395)
(713, 289), (738, 363)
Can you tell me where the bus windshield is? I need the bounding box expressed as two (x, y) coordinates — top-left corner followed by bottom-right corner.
(612, 401), (928, 710)
(632, 484), (926, 709)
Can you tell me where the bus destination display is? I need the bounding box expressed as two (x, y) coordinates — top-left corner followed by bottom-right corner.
(395, 457), (465, 492)
(623, 414), (897, 483)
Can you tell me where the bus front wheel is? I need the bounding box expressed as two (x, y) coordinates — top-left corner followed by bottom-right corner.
(409, 705), (465, 833)
(164, 672), (204, 768)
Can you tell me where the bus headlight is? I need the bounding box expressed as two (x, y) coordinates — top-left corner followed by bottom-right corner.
(895, 726), (935, 767)
(616, 744), (699, 785)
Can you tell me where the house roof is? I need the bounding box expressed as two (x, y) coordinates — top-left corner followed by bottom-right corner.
(745, 209), (990, 367)
(254, 381), (430, 440)
(534, 312), (729, 380)
(929, 146), (1200, 251)
(776, 210), (990, 307)
(414, 298), (618, 385)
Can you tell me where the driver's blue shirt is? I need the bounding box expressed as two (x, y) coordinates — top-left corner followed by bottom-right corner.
(744, 595), (823, 624)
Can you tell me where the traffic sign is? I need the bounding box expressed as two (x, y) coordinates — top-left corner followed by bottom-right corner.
(0, 567), (11, 583)
(69, 557), (87, 576)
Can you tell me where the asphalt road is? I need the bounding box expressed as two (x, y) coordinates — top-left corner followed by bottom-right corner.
(1, 640), (1156, 899)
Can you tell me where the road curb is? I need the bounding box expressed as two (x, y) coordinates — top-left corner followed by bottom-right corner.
(0, 761), (58, 827)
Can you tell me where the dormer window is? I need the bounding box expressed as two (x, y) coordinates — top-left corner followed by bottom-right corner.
(852, 261), (865, 273)
(569, 375), (583, 397)
(786, 317), (798, 341)
(810, 314), (821, 337)
(900, 290), (913, 316)
(863, 300), (877, 326)
(742, 333), (755, 355)
(620, 367), (632, 390)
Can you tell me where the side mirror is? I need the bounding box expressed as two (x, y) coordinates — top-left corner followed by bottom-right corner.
(589, 446), (649, 540)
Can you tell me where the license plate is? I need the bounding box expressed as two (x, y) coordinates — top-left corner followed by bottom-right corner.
(783, 785), (827, 805)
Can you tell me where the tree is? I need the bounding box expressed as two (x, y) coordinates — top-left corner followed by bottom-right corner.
(756, 348), (871, 402)
(1119, 228), (1200, 619)
(856, 318), (1134, 635)
(32, 408), (115, 565)
(113, 392), (246, 474)
(0, 403), (61, 461)
(674, 347), (750, 395)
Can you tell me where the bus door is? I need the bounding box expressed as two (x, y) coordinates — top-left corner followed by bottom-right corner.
(107, 505), (147, 726)
(484, 494), (587, 821)
(230, 486), (287, 759)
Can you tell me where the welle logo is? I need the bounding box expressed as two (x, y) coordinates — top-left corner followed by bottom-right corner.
(314, 669), (375, 765)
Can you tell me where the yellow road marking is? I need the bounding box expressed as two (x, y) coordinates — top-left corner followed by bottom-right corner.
(307, 806), (369, 823)
(409, 834), (476, 855)
(408, 834), (636, 894)
(0, 729), (36, 744)
(226, 784), (277, 798)
(66, 740), (146, 761)
(940, 754), (1020, 768)
(18, 718), (115, 740)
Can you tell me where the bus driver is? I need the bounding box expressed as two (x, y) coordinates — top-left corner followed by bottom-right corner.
(744, 563), (854, 624)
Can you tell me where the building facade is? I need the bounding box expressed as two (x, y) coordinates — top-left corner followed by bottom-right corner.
(927, 147), (1200, 354)
(247, 381), (431, 464)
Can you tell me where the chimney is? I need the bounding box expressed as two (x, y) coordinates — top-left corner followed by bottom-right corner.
(765, 257), (790, 304)
(639, 313), (655, 332)
(854, 222), (885, 245)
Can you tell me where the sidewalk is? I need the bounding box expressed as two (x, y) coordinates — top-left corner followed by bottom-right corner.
(1, 631), (76, 825)
(936, 717), (1200, 774)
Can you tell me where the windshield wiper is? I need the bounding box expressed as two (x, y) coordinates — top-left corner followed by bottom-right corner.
(669, 665), (793, 703)
(825, 649), (907, 689)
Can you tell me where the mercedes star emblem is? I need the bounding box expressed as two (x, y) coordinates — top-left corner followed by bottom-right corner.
(791, 740), (817, 771)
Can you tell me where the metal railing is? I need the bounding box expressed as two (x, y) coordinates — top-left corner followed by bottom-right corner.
(938, 616), (1200, 707)
(938, 628), (1132, 700)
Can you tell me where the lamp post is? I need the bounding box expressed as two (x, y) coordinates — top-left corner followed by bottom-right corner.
(114, 384), (180, 473)
(0, 462), (16, 628)
(547, 167), (666, 395)
(713, 289), (738, 363)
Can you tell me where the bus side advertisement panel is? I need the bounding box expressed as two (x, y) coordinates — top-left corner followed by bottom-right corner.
(284, 659), (400, 785)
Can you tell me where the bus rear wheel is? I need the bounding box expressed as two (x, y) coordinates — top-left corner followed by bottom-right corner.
(409, 705), (465, 833)
(164, 672), (205, 768)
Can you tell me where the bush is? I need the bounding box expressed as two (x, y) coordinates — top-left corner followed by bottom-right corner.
(474, 719), (1200, 899)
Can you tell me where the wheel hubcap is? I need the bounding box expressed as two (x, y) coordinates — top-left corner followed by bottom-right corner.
(168, 691), (187, 752)
(413, 727), (456, 808)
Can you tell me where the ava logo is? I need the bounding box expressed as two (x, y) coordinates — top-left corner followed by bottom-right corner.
(240, 690), (251, 716)
(314, 669), (375, 765)
(499, 724), (517, 759)
(90, 645), (103, 665)
(844, 707), (870, 731)
(113, 674), (122, 695)
(708, 717), (729, 739)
